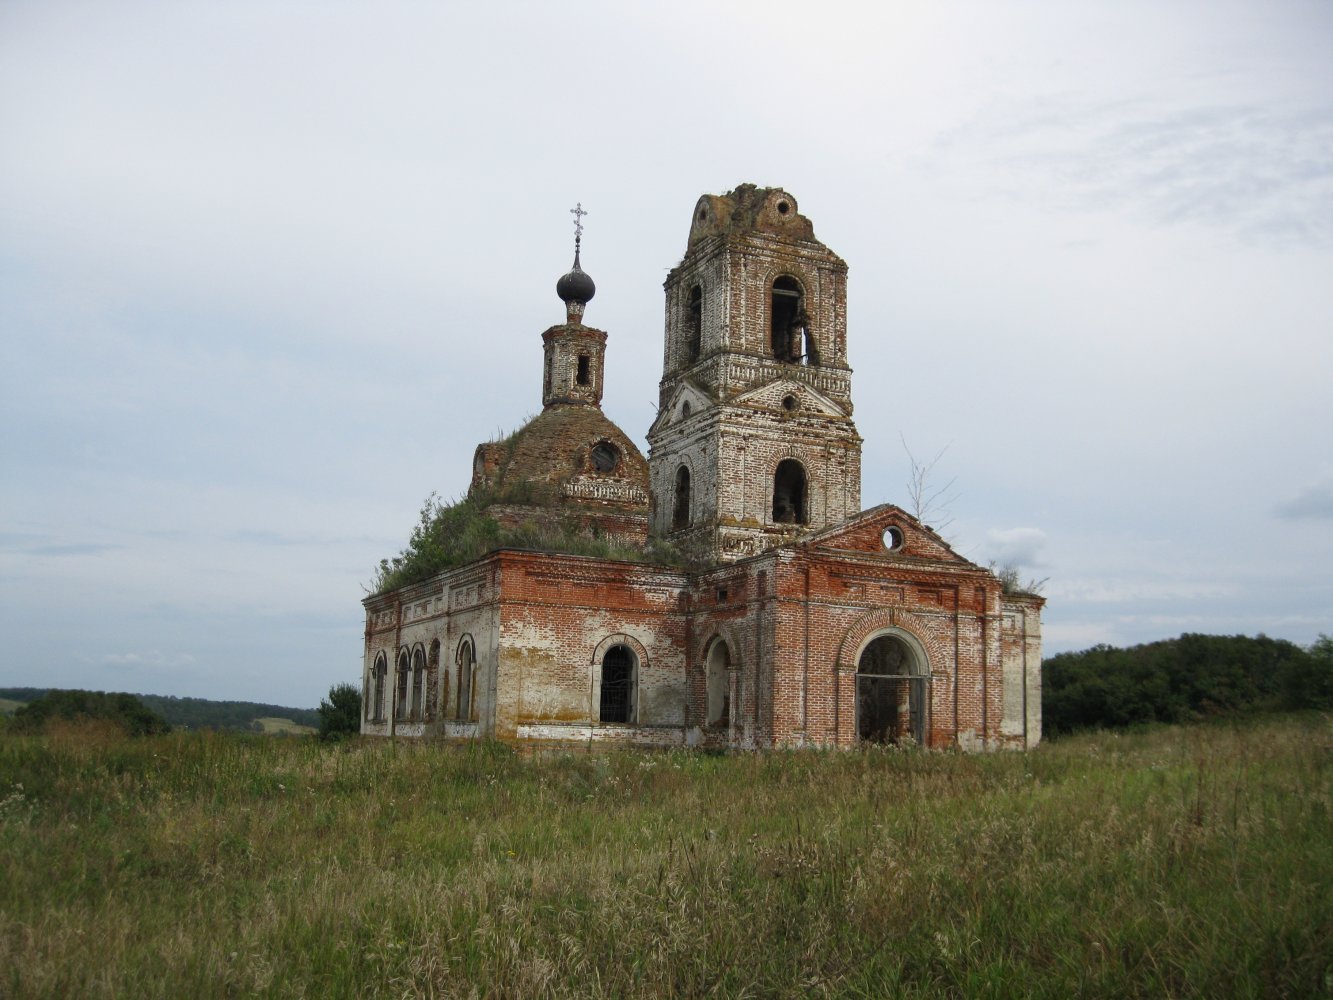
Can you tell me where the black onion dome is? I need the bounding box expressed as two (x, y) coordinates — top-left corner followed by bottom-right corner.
(556, 252), (596, 305)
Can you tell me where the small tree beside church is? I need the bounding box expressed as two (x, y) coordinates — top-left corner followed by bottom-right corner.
(317, 683), (361, 741)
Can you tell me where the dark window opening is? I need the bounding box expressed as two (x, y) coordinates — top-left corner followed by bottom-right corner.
(772, 459), (808, 524)
(672, 466), (691, 530)
(591, 441), (619, 473)
(686, 285), (702, 364)
(428, 639), (441, 723)
(576, 354), (591, 386)
(411, 646), (425, 722)
(600, 645), (634, 724)
(681, 400), (692, 419)
(456, 640), (475, 722)
(856, 635), (926, 745)
(770, 277), (802, 363)
(371, 652), (387, 721)
(395, 649), (410, 721)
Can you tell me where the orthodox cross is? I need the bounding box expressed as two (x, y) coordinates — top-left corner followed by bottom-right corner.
(570, 202), (588, 246)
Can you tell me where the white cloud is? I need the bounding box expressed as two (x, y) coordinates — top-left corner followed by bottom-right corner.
(985, 528), (1048, 568)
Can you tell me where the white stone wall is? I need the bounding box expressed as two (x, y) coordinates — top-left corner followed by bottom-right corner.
(1000, 595), (1044, 749)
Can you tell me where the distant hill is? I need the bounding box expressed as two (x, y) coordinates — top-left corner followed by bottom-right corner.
(0, 688), (319, 732)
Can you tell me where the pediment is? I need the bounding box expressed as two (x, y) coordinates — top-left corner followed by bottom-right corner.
(731, 378), (848, 419)
(800, 505), (978, 567)
(649, 381), (711, 435)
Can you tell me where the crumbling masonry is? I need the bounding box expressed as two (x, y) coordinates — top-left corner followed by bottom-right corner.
(361, 185), (1043, 750)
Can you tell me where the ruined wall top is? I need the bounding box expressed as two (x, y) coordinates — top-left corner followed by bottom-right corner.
(687, 184), (817, 251)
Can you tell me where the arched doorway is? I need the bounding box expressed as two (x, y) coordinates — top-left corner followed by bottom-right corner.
(599, 644), (635, 724)
(705, 639), (730, 727)
(857, 633), (927, 745)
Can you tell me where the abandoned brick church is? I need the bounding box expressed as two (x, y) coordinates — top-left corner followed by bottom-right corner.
(360, 185), (1043, 750)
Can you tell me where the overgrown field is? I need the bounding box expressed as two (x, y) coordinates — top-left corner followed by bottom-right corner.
(1, 716), (1329, 998)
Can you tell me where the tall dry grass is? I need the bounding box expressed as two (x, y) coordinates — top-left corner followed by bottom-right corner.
(0, 715), (1328, 997)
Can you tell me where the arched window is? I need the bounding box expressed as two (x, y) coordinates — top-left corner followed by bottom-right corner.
(395, 649), (410, 721)
(856, 633), (928, 745)
(373, 652), (387, 722)
(772, 459), (808, 525)
(456, 638), (476, 723)
(576, 354), (591, 386)
(672, 465), (691, 531)
(686, 284), (702, 364)
(427, 639), (442, 723)
(771, 276), (802, 363)
(411, 645), (425, 722)
(599, 644), (635, 724)
(705, 639), (731, 727)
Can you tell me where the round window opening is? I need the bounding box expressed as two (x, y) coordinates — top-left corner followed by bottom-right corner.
(883, 526), (904, 551)
(776, 200), (790, 215)
(591, 442), (619, 473)
(781, 394), (798, 412)
(697, 208), (707, 221)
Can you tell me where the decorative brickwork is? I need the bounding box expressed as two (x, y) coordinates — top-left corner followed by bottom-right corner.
(361, 185), (1044, 751)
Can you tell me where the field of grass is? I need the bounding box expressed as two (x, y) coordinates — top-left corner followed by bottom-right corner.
(0, 715), (1328, 998)
(0, 698), (21, 716)
(252, 716), (317, 736)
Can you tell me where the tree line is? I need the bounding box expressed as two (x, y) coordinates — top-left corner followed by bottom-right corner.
(1042, 632), (1332, 736)
(0, 688), (318, 731)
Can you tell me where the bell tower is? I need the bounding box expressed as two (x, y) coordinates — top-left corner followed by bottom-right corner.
(647, 185), (862, 562)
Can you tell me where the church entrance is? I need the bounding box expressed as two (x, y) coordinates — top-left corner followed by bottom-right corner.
(856, 634), (927, 745)
(599, 645), (635, 724)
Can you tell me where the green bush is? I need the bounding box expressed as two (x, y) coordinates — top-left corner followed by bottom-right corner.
(316, 683), (362, 742)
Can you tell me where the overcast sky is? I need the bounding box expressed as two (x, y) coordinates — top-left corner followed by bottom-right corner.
(2, 0), (1330, 708)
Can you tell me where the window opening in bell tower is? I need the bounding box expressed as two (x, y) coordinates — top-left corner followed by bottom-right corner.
(686, 285), (702, 364)
(772, 459), (808, 524)
(672, 465), (692, 530)
(771, 277), (802, 363)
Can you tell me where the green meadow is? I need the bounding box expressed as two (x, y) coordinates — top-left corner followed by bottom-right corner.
(1, 715), (1328, 998)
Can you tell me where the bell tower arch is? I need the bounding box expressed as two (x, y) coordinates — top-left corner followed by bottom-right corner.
(647, 185), (863, 562)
